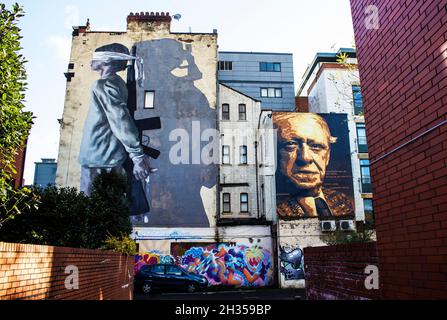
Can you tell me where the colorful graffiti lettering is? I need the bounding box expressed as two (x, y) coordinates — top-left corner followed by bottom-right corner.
(279, 246), (305, 280)
(181, 244), (272, 287)
(134, 251), (175, 274)
(134, 244), (274, 287)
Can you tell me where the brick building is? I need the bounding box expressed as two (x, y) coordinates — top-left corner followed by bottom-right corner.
(11, 145), (27, 188)
(350, 0), (447, 298)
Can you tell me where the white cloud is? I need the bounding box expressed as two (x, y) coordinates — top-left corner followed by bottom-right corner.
(47, 35), (71, 63)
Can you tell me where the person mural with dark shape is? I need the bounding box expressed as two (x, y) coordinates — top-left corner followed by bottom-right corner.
(79, 43), (156, 201)
(131, 39), (218, 227)
(274, 113), (354, 218)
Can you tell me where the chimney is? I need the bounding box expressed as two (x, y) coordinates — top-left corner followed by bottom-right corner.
(127, 12), (172, 33)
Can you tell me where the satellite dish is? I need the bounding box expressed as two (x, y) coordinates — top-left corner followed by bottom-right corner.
(173, 14), (182, 21)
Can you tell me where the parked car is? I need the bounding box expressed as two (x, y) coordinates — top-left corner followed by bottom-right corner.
(135, 264), (209, 294)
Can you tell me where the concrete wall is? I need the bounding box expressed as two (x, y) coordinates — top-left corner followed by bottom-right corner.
(305, 243), (380, 300)
(0, 242), (133, 300)
(351, 0), (447, 299)
(257, 110), (277, 223)
(218, 84), (261, 217)
(277, 220), (326, 289)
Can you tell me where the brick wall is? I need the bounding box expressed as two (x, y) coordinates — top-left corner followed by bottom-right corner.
(350, 0), (447, 299)
(12, 146), (26, 188)
(304, 243), (380, 300)
(0, 242), (134, 300)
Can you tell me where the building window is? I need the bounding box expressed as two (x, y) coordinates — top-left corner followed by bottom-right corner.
(145, 91), (155, 109)
(239, 104), (246, 120)
(240, 146), (248, 164)
(363, 199), (375, 229)
(261, 88), (282, 98)
(240, 193), (249, 213)
(222, 104), (230, 120)
(219, 61), (233, 71)
(222, 146), (230, 164)
(352, 85), (363, 115)
(260, 62), (281, 72)
(360, 159), (372, 193)
(356, 123), (368, 153)
(223, 193), (231, 213)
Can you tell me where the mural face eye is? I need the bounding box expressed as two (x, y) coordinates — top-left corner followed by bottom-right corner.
(308, 142), (326, 151)
(282, 140), (299, 152)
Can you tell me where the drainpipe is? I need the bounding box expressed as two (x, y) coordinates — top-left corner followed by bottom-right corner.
(254, 140), (260, 220)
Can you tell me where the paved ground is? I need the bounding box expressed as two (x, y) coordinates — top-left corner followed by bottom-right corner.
(134, 288), (306, 300)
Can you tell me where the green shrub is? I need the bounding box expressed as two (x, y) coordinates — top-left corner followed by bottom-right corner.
(0, 170), (133, 249)
(102, 234), (137, 255)
(0, 3), (37, 226)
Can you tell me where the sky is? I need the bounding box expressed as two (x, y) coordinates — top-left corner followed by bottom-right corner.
(3, 0), (355, 185)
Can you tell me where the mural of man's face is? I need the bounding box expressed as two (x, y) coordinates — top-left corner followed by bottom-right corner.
(91, 60), (103, 71)
(277, 115), (331, 194)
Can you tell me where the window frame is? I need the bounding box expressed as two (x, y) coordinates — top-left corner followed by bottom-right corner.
(240, 193), (249, 213)
(222, 103), (230, 121)
(352, 85), (363, 115)
(219, 61), (233, 71)
(240, 145), (248, 164)
(360, 159), (372, 193)
(260, 87), (282, 98)
(144, 91), (155, 109)
(356, 123), (368, 153)
(260, 62), (281, 72)
(223, 193), (231, 213)
(222, 145), (231, 164)
(238, 104), (246, 121)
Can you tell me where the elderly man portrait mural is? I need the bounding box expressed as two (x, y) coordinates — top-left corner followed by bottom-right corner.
(273, 112), (355, 219)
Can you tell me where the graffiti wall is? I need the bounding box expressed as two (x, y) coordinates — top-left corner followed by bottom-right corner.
(273, 112), (355, 219)
(135, 243), (274, 287)
(277, 219), (327, 288)
(279, 246), (304, 280)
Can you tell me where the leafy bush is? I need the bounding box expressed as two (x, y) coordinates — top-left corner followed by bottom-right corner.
(0, 3), (37, 226)
(0, 170), (133, 249)
(102, 234), (137, 255)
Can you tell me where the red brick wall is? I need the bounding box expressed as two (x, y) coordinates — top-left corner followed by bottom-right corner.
(295, 96), (309, 112)
(12, 146), (26, 188)
(304, 243), (380, 300)
(0, 242), (134, 300)
(350, 0), (447, 299)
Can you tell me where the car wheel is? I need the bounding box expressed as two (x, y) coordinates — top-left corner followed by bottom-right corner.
(142, 283), (152, 294)
(186, 283), (197, 293)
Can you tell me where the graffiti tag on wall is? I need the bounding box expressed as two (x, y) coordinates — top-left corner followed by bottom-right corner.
(279, 246), (305, 280)
(135, 243), (274, 287)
